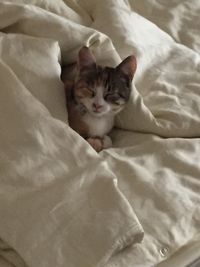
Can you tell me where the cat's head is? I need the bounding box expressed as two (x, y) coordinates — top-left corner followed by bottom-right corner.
(74, 46), (137, 117)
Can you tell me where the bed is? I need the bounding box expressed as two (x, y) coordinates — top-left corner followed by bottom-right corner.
(0, 0), (200, 266)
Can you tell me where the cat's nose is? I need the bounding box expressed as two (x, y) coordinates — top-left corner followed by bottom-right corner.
(93, 103), (103, 110)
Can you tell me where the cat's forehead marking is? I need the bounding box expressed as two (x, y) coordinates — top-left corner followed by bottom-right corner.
(95, 85), (104, 101)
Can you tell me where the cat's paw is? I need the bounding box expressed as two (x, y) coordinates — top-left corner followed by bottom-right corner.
(86, 137), (103, 152)
(102, 135), (112, 149)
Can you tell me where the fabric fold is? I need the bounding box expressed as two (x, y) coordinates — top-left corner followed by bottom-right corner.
(0, 26), (143, 267)
(1, 0), (200, 267)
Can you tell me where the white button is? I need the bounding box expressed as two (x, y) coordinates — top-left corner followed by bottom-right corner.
(159, 247), (169, 257)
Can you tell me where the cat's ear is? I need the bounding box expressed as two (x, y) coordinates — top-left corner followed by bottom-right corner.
(78, 46), (96, 70)
(116, 55), (137, 82)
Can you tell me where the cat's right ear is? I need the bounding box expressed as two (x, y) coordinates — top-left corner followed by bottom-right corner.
(116, 55), (137, 82)
(78, 46), (96, 71)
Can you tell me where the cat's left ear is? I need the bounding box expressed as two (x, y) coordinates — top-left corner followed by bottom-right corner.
(78, 46), (96, 70)
(116, 55), (137, 82)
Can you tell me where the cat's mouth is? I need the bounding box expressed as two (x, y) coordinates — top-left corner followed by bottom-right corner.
(93, 109), (102, 114)
(92, 111), (106, 116)
(91, 108), (109, 117)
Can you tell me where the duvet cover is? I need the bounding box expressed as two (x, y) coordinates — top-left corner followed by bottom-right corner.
(0, 1), (200, 267)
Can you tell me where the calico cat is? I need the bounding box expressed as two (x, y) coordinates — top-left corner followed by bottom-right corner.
(62, 46), (137, 152)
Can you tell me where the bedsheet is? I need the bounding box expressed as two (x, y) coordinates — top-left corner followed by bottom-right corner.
(0, 0), (200, 267)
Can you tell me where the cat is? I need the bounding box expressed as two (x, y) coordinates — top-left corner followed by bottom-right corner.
(62, 46), (137, 152)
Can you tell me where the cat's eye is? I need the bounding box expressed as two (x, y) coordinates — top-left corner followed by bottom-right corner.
(118, 93), (126, 99)
(105, 94), (121, 103)
(88, 89), (95, 97)
(82, 87), (95, 97)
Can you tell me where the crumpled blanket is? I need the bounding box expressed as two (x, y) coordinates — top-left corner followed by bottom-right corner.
(0, 1), (200, 267)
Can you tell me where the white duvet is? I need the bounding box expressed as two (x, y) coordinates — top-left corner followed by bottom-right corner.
(0, 1), (200, 267)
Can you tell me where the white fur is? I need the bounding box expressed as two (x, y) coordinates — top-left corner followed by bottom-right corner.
(82, 113), (114, 137)
(94, 86), (106, 109)
(102, 135), (112, 149)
